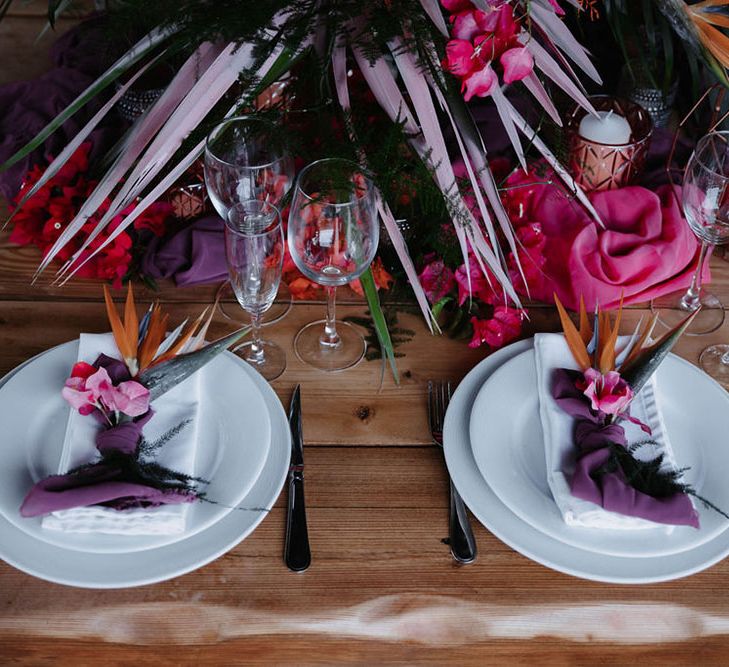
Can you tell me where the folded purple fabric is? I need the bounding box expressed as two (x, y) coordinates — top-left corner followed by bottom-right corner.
(142, 216), (227, 286)
(20, 406), (194, 518)
(552, 369), (699, 528)
(20, 463), (194, 517)
(0, 17), (121, 201)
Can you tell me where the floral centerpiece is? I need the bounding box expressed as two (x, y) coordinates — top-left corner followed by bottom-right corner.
(5, 0), (729, 377)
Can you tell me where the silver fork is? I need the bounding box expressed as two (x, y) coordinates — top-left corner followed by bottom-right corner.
(428, 381), (477, 564)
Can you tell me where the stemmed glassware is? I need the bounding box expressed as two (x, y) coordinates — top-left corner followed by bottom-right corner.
(288, 158), (379, 372)
(224, 199), (286, 381)
(204, 115), (294, 325)
(652, 131), (729, 334)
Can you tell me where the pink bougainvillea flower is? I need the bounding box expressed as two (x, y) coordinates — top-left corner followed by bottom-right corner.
(85, 366), (118, 410)
(455, 255), (494, 305)
(113, 381), (151, 417)
(419, 259), (456, 304)
(462, 63), (498, 101)
(500, 46), (534, 83)
(576, 369), (634, 416)
(468, 307), (524, 349)
(61, 376), (97, 416)
(444, 39), (478, 78)
(451, 9), (494, 41)
(440, 0), (472, 12)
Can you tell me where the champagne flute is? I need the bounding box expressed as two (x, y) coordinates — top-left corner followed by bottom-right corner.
(652, 131), (729, 334)
(288, 158), (379, 372)
(204, 115), (294, 325)
(224, 200), (286, 381)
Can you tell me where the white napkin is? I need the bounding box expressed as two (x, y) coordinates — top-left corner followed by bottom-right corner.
(42, 333), (201, 535)
(534, 332), (691, 530)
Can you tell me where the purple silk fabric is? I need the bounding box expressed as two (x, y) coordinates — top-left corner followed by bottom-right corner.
(141, 216), (227, 286)
(20, 463), (194, 517)
(0, 17), (121, 201)
(552, 369), (699, 529)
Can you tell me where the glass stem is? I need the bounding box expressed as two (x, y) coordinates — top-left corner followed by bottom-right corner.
(248, 311), (265, 364)
(681, 242), (711, 311)
(321, 286), (341, 348)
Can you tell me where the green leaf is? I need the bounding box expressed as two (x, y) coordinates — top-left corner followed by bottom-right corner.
(431, 296), (452, 321)
(360, 267), (399, 385)
(139, 326), (250, 401)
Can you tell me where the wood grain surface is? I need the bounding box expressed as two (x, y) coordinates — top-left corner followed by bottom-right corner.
(3, 5), (729, 665)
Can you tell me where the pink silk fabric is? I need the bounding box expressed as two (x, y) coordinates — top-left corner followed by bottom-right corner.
(518, 183), (706, 310)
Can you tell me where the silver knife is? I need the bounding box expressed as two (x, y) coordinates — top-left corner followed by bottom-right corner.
(285, 384), (311, 572)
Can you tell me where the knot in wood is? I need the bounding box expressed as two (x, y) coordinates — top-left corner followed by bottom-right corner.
(355, 405), (373, 421)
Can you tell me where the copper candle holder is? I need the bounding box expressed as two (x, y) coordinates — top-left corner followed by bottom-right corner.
(566, 96), (653, 193)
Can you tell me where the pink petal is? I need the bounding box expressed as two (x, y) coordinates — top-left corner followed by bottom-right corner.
(441, 0), (472, 12)
(462, 64), (498, 101)
(452, 10), (485, 41)
(114, 381), (150, 417)
(500, 47), (534, 84)
(85, 367), (114, 404)
(61, 385), (96, 412)
(445, 39), (477, 77)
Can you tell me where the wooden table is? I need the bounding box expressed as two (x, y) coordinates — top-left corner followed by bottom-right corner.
(4, 7), (729, 665)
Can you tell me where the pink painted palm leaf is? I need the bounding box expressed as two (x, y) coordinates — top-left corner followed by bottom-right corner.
(0, 25), (175, 172)
(529, 0), (602, 84)
(36, 42), (225, 278)
(5, 51), (163, 229)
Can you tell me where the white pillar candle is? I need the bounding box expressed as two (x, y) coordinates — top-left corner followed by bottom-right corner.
(578, 110), (632, 145)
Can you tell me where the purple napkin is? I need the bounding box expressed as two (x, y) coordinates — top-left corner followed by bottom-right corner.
(20, 409), (194, 518)
(552, 369), (699, 529)
(0, 16), (122, 201)
(142, 216), (227, 286)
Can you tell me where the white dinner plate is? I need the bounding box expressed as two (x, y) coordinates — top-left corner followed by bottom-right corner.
(469, 348), (729, 558)
(0, 340), (271, 555)
(0, 345), (290, 588)
(445, 339), (729, 583)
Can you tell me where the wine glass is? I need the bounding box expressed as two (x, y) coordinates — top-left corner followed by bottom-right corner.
(224, 200), (286, 381)
(204, 115), (294, 325)
(652, 131), (729, 334)
(288, 158), (379, 372)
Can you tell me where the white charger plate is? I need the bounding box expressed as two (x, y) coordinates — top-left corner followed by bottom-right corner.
(469, 348), (729, 558)
(444, 339), (729, 583)
(0, 340), (271, 555)
(0, 345), (290, 588)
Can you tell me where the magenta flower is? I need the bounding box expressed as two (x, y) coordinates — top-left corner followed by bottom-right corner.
(468, 307), (524, 349)
(500, 47), (534, 84)
(462, 63), (498, 101)
(444, 39), (478, 78)
(440, 0), (472, 12)
(577, 369), (634, 416)
(451, 9), (494, 41)
(419, 259), (456, 304)
(455, 255), (494, 305)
